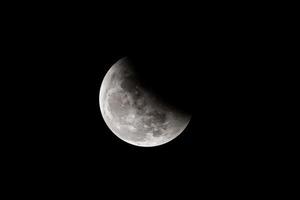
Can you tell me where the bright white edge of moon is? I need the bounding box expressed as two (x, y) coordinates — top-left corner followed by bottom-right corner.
(99, 57), (191, 147)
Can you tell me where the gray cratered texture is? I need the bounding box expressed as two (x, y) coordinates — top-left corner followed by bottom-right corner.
(99, 57), (191, 147)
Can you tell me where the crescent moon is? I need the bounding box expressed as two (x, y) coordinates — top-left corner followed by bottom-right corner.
(99, 57), (191, 147)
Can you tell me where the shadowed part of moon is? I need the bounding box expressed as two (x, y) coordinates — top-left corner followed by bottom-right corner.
(99, 57), (191, 147)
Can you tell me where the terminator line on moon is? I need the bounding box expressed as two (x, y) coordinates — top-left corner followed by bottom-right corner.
(99, 57), (191, 147)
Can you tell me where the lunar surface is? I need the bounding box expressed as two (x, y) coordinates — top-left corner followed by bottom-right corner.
(99, 57), (191, 147)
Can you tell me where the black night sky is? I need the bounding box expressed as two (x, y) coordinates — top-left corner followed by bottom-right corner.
(6, 5), (277, 195)
(28, 46), (261, 179)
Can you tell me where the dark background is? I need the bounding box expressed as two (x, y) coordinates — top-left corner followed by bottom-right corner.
(16, 35), (264, 181)
(4, 3), (282, 195)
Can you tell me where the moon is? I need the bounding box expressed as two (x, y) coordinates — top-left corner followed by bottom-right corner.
(99, 57), (191, 147)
